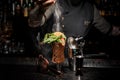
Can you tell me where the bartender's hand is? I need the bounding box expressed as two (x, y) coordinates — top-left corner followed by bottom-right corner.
(37, 55), (49, 72)
(37, 0), (56, 10)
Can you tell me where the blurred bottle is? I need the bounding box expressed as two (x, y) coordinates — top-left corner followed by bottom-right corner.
(15, 0), (21, 15)
(28, 0), (34, 12)
(22, 0), (28, 17)
(2, 40), (11, 54)
(12, 0), (15, 16)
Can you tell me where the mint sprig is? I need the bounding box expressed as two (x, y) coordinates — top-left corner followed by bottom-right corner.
(43, 33), (63, 44)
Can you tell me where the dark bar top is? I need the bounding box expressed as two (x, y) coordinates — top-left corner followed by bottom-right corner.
(0, 56), (120, 80)
(0, 56), (120, 68)
(0, 65), (120, 80)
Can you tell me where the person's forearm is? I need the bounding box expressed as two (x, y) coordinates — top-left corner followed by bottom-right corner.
(28, 4), (55, 28)
(28, 5), (46, 27)
(29, 5), (40, 15)
(93, 5), (111, 34)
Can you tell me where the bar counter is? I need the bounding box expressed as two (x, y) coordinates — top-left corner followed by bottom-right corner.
(0, 56), (120, 80)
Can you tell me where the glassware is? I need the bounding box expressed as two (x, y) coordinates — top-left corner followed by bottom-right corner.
(52, 42), (65, 73)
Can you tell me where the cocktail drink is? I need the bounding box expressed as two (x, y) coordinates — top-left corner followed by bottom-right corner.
(52, 42), (65, 72)
(43, 31), (66, 73)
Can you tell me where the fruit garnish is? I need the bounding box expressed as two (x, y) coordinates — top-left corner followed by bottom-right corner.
(43, 32), (66, 46)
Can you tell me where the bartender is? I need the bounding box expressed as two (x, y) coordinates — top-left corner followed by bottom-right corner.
(27, 0), (120, 70)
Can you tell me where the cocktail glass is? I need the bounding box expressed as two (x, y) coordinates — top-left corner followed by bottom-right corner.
(52, 42), (65, 73)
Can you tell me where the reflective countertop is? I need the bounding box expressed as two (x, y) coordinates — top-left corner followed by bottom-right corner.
(0, 56), (120, 80)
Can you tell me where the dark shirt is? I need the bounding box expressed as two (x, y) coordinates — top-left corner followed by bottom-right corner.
(28, 0), (112, 56)
(29, 0), (111, 38)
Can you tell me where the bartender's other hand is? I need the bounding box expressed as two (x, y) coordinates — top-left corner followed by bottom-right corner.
(38, 55), (49, 70)
(37, 0), (56, 9)
(112, 26), (120, 36)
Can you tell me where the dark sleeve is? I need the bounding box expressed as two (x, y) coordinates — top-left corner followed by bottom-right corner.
(28, 5), (46, 27)
(28, 4), (55, 28)
(92, 5), (112, 34)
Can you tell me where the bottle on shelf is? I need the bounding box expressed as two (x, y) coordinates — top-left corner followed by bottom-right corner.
(15, 0), (21, 15)
(28, 0), (34, 12)
(22, 0), (28, 17)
